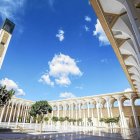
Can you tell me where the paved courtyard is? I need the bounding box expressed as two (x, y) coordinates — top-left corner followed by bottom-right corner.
(0, 128), (140, 140)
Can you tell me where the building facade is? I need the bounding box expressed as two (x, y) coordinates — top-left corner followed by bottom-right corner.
(0, 91), (140, 129)
(0, 19), (15, 69)
(90, 0), (140, 92)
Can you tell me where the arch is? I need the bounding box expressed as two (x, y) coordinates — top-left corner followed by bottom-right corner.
(100, 0), (126, 14)
(134, 98), (140, 106)
(53, 105), (57, 111)
(124, 56), (140, 71)
(123, 99), (131, 106)
(120, 39), (139, 65)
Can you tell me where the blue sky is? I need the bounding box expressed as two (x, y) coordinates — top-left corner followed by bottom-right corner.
(0, 0), (130, 101)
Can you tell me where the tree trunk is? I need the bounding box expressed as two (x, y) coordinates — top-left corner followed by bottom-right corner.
(40, 121), (43, 133)
(40, 114), (44, 133)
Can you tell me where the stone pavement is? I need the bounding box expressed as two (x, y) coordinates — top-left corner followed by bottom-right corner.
(0, 128), (140, 140)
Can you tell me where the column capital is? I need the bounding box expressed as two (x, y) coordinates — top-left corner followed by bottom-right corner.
(112, 95), (123, 101)
(124, 92), (138, 100)
(103, 96), (111, 102)
(94, 98), (101, 103)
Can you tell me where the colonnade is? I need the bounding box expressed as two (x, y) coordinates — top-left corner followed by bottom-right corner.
(50, 92), (140, 128)
(0, 97), (32, 125)
(0, 92), (140, 129)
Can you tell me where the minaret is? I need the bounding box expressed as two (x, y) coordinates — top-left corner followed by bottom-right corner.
(0, 18), (15, 69)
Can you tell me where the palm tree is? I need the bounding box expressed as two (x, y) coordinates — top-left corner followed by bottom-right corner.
(0, 85), (15, 107)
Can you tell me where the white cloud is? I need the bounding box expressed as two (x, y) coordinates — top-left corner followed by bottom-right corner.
(39, 53), (82, 86)
(75, 86), (83, 90)
(39, 74), (54, 86)
(124, 88), (132, 92)
(84, 25), (89, 32)
(48, 0), (55, 7)
(59, 92), (76, 99)
(56, 29), (65, 42)
(88, 1), (91, 5)
(85, 16), (91, 22)
(0, 78), (25, 96)
(100, 58), (108, 63)
(0, 0), (26, 20)
(55, 76), (71, 86)
(93, 19), (110, 45)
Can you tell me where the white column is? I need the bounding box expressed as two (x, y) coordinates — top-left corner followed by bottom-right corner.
(51, 109), (53, 126)
(91, 105), (94, 126)
(4, 102), (10, 122)
(12, 104), (17, 122)
(21, 106), (25, 123)
(84, 107), (86, 126)
(8, 102), (14, 125)
(71, 104), (73, 119)
(63, 105), (65, 118)
(57, 104), (59, 118)
(76, 104), (78, 121)
(114, 95), (125, 128)
(87, 102), (90, 118)
(95, 98), (100, 126)
(78, 103), (81, 126)
(23, 106), (27, 123)
(130, 98), (139, 128)
(16, 104), (21, 124)
(69, 104), (70, 118)
(104, 96), (111, 118)
(0, 105), (6, 123)
(110, 103), (113, 118)
(100, 105), (103, 118)
(126, 93), (140, 128)
(78, 103), (81, 119)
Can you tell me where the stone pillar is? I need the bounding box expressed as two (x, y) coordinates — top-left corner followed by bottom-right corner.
(51, 109), (54, 126)
(12, 104), (17, 122)
(126, 93), (139, 128)
(5, 102), (10, 122)
(78, 103), (81, 119)
(16, 104), (21, 124)
(76, 104), (78, 123)
(23, 106), (27, 123)
(21, 106), (25, 123)
(0, 105), (6, 123)
(78, 103), (81, 126)
(99, 100), (103, 118)
(114, 95), (125, 128)
(104, 96), (111, 118)
(110, 102), (113, 118)
(84, 108), (86, 127)
(91, 104), (94, 126)
(71, 104), (73, 119)
(8, 102), (14, 125)
(130, 98), (139, 128)
(87, 102), (90, 118)
(63, 105), (65, 118)
(95, 98), (100, 126)
(69, 104), (71, 118)
(57, 104), (59, 118)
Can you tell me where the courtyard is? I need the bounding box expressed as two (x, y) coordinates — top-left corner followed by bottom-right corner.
(0, 128), (140, 140)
